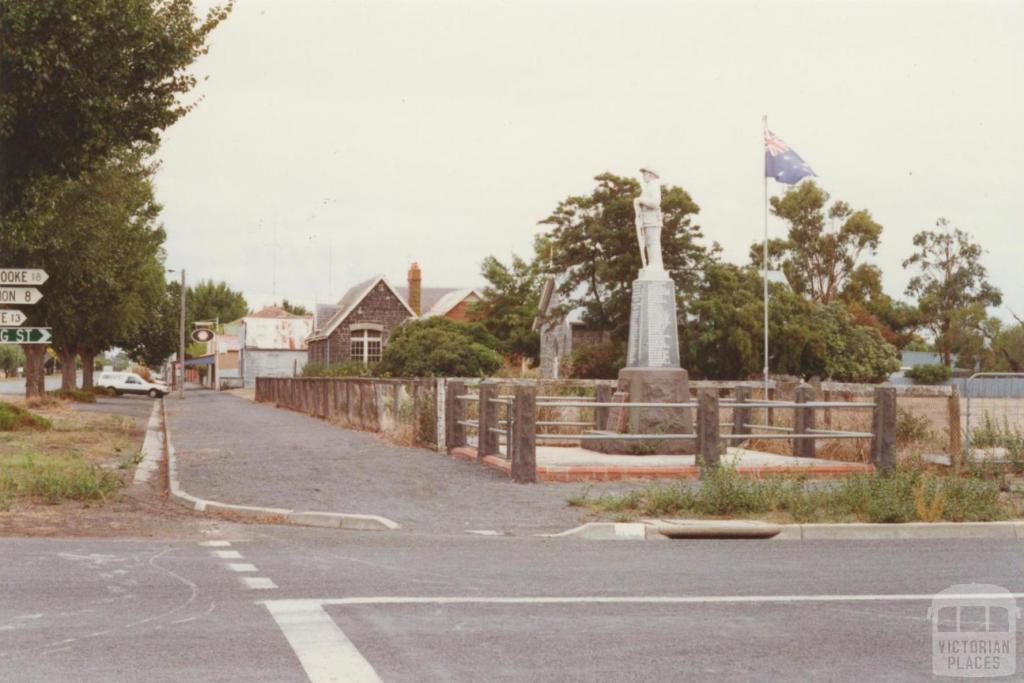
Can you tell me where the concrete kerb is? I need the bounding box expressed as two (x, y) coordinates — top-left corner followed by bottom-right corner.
(158, 398), (400, 532)
(541, 519), (1024, 541)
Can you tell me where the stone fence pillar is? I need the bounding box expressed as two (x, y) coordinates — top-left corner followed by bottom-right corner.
(445, 380), (466, 451)
(794, 384), (816, 459)
(872, 387), (897, 471)
(511, 383), (537, 483)
(477, 380), (500, 458)
(594, 385), (613, 431)
(697, 389), (720, 469)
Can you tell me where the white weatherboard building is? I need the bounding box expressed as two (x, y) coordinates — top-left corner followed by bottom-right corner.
(232, 306), (313, 388)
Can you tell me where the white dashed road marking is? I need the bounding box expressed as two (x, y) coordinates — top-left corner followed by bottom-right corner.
(198, 542), (277, 591)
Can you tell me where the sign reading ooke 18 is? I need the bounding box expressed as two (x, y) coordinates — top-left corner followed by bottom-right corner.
(0, 268), (50, 344)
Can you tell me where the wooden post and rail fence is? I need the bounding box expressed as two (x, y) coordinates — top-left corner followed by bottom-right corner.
(256, 377), (899, 484)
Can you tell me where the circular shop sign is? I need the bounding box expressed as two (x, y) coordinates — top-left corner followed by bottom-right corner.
(191, 328), (215, 343)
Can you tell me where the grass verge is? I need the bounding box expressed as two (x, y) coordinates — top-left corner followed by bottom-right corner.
(1, 452), (120, 509)
(567, 464), (1022, 524)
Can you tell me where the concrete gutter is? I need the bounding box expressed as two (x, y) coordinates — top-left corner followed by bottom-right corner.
(543, 518), (1024, 541)
(159, 399), (399, 532)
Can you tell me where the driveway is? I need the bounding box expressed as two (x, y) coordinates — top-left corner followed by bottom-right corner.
(164, 391), (643, 535)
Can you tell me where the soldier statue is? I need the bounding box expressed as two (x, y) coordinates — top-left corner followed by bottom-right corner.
(633, 167), (665, 276)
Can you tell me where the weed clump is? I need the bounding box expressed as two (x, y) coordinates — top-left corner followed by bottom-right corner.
(0, 453), (120, 505)
(0, 402), (52, 432)
(568, 464), (1013, 524)
(47, 389), (97, 403)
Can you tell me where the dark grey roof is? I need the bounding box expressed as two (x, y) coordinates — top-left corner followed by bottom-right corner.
(394, 286), (461, 313)
(314, 304), (340, 330)
(337, 276), (380, 312)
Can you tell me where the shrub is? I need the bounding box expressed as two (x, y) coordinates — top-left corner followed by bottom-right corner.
(563, 341), (624, 380)
(376, 318), (503, 378)
(0, 402), (52, 431)
(905, 363), (952, 385)
(895, 408), (933, 448)
(47, 388), (97, 403)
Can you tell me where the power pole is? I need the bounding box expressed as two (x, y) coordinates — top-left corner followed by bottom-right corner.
(179, 269), (186, 399)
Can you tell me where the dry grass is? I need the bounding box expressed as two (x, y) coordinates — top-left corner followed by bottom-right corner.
(0, 398), (141, 467)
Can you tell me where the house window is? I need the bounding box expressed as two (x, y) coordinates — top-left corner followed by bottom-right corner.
(350, 329), (382, 364)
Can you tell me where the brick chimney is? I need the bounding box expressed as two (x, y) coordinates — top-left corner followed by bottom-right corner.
(408, 262), (422, 315)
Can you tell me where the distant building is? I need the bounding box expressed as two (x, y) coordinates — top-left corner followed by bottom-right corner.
(233, 306), (313, 387)
(307, 263), (482, 366)
(533, 276), (608, 379)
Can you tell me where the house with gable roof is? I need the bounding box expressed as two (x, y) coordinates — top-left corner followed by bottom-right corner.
(307, 263), (483, 366)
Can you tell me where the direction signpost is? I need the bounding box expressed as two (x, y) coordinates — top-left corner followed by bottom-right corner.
(0, 268), (48, 285)
(0, 310), (27, 327)
(0, 269), (50, 350)
(0, 328), (51, 344)
(0, 287), (43, 305)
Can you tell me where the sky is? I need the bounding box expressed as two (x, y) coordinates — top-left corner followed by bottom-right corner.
(156, 0), (1023, 320)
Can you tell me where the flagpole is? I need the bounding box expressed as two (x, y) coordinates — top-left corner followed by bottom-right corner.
(762, 115), (770, 400)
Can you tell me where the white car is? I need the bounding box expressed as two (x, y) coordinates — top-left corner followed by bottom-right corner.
(96, 372), (169, 398)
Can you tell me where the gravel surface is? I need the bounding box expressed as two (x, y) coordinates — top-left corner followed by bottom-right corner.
(165, 391), (651, 535)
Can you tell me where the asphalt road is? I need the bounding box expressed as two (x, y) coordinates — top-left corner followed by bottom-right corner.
(2, 529), (1022, 682)
(0, 374), (65, 394)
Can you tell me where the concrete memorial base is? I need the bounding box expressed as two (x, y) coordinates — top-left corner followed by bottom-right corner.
(583, 366), (694, 455)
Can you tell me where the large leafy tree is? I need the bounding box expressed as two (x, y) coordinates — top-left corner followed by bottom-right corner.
(188, 280), (248, 324)
(754, 181), (883, 305)
(0, 0), (231, 397)
(839, 265), (920, 348)
(685, 262), (899, 382)
(123, 281), (182, 369)
(0, 0), (232, 209)
(39, 147), (167, 390)
(903, 220), (1002, 366)
(470, 254), (542, 364)
(536, 172), (708, 340)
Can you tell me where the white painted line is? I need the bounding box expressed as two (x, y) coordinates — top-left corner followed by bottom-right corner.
(212, 550), (243, 560)
(264, 601), (381, 683)
(264, 593), (1024, 610)
(228, 563), (258, 573)
(241, 577), (278, 590)
(199, 541), (231, 547)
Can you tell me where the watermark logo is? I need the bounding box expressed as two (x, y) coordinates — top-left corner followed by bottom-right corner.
(930, 584), (1019, 678)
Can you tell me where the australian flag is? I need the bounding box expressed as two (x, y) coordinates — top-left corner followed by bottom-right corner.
(764, 129), (816, 184)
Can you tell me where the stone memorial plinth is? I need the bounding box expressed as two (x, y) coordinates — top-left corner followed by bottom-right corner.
(582, 167), (695, 455)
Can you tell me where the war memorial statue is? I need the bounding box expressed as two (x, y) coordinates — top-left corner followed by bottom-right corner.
(588, 167), (693, 454)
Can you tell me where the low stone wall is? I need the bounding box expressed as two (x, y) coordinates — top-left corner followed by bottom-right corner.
(255, 377), (439, 449)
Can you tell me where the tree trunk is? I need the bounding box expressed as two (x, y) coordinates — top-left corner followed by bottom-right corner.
(22, 344), (46, 400)
(81, 350), (96, 390)
(59, 346), (78, 391)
